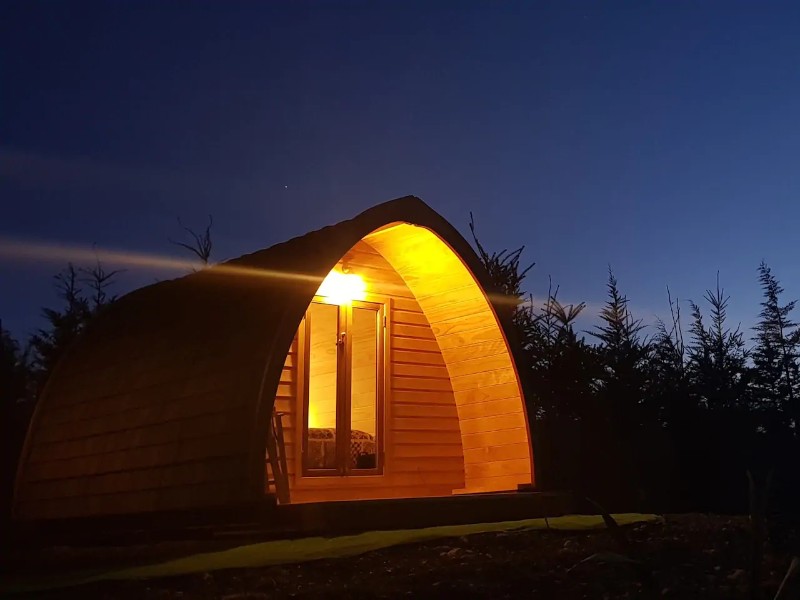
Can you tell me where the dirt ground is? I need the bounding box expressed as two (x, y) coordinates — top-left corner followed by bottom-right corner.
(7, 514), (798, 599)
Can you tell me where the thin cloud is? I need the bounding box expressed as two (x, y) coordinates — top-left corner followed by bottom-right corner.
(0, 235), (199, 272)
(0, 146), (220, 196)
(0, 235), (321, 287)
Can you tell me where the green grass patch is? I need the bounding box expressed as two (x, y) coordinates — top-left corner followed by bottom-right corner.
(3, 513), (662, 595)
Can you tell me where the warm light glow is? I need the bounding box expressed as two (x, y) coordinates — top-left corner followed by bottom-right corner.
(0, 235), (323, 285)
(316, 269), (366, 304)
(307, 403), (320, 429)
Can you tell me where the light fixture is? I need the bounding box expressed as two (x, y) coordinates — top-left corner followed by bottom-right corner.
(316, 268), (366, 304)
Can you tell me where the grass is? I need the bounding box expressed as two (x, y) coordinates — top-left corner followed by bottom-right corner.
(2, 513), (661, 595)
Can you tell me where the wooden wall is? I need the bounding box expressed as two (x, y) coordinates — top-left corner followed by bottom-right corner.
(365, 225), (533, 493)
(271, 241), (467, 503)
(14, 278), (267, 520)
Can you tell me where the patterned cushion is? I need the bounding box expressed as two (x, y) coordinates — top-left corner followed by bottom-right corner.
(306, 428), (376, 469)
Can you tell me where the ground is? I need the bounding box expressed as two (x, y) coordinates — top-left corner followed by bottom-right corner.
(5, 515), (796, 599)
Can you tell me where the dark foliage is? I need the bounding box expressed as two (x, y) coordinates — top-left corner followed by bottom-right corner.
(0, 322), (35, 536)
(470, 225), (800, 526)
(169, 215), (214, 267)
(0, 320), (29, 406)
(751, 262), (800, 434)
(27, 264), (91, 390)
(27, 262), (120, 393)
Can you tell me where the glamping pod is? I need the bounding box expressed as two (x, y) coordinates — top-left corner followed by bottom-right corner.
(13, 196), (535, 522)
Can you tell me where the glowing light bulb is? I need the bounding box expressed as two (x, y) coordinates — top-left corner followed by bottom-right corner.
(316, 269), (366, 304)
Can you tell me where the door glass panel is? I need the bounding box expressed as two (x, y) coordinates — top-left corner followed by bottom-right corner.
(305, 302), (339, 470)
(349, 306), (379, 470)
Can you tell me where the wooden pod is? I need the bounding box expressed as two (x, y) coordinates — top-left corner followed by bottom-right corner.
(13, 196), (534, 521)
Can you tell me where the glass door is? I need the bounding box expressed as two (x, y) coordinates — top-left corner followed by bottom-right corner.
(304, 302), (341, 473)
(348, 303), (381, 472)
(301, 300), (383, 475)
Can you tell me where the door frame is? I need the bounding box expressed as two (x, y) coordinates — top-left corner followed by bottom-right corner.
(299, 296), (387, 478)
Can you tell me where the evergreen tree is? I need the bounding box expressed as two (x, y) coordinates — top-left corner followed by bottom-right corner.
(586, 269), (652, 504)
(686, 275), (750, 412)
(0, 320), (29, 405)
(524, 287), (602, 495)
(647, 289), (691, 427)
(28, 259), (122, 393)
(29, 264), (91, 388)
(750, 261), (800, 434)
(590, 268), (650, 421)
(468, 212), (533, 328)
(526, 282), (599, 421)
(592, 268), (648, 362)
(82, 259), (123, 314)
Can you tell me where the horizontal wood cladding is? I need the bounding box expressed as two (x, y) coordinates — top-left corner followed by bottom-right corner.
(457, 397), (526, 420)
(463, 441), (532, 464)
(276, 241), (466, 502)
(290, 484), (457, 504)
(391, 403), (458, 419)
(21, 478), (249, 520)
(365, 225), (533, 492)
(391, 363), (450, 379)
(453, 382), (522, 405)
(21, 454), (249, 501)
(14, 275), (280, 519)
(392, 349), (446, 366)
(34, 390), (250, 446)
(24, 425), (252, 482)
(26, 411), (249, 468)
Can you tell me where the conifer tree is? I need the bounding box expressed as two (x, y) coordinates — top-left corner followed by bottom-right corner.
(468, 212), (533, 328)
(526, 282), (599, 421)
(0, 320), (29, 405)
(28, 259), (122, 393)
(29, 264), (91, 388)
(585, 269), (651, 503)
(686, 275), (750, 412)
(81, 259), (123, 314)
(590, 268), (650, 420)
(648, 289), (691, 427)
(592, 269), (648, 362)
(751, 261), (800, 434)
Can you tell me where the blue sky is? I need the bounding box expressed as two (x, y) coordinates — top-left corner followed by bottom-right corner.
(2, 1), (800, 342)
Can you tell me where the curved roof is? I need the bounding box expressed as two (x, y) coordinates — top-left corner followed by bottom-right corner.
(14, 196), (532, 520)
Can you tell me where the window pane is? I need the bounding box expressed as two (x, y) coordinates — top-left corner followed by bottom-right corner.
(350, 306), (378, 470)
(306, 303), (338, 470)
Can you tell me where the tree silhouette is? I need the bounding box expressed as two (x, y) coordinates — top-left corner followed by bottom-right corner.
(28, 260), (121, 395)
(751, 262), (800, 435)
(28, 264), (90, 388)
(0, 320), (28, 405)
(81, 257), (123, 313)
(169, 215), (214, 267)
(686, 275), (750, 413)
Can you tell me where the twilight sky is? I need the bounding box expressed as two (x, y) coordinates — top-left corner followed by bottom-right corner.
(2, 1), (800, 342)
